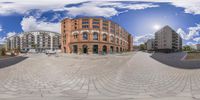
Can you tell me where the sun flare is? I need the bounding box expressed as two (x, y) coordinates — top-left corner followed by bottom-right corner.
(153, 24), (161, 30)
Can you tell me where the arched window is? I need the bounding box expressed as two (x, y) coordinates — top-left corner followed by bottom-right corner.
(73, 33), (78, 39)
(110, 36), (114, 42)
(93, 32), (98, 40)
(103, 34), (107, 41)
(82, 32), (88, 40)
(116, 38), (119, 44)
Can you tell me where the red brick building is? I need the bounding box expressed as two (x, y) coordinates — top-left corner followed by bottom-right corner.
(61, 17), (133, 54)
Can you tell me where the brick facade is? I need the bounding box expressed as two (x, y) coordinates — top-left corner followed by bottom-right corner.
(61, 17), (133, 54)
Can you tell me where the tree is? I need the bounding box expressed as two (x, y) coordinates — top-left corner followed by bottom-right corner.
(183, 45), (192, 51)
(0, 48), (6, 56)
(139, 44), (146, 51)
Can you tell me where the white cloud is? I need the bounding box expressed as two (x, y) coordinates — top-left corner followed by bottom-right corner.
(177, 24), (200, 45)
(172, 1), (200, 15)
(177, 24), (200, 40)
(50, 13), (62, 21)
(0, 37), (6, 44)
(0, 32), (17, 44)
(186, 41), (197, 46)
(194, 37), (200, 42)
(66, 6), (118, 17)
(120, 3), (159, 10)
(21, 16), (60, 33)
(177, 28), (187, 39)
(0, 1), (86, 16)
(134, 34), (154, 45)
(7, 32), (16, 37)
(54, 1), (159, 17)
(0, 1), (159, 18)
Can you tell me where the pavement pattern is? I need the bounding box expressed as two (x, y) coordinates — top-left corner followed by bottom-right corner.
(0, 52), (200, 100)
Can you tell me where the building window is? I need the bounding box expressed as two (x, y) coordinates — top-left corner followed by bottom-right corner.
(110, 36), (114, 42)
(83, 32), (88, 40)
(116, 38), (119, 44)
(93, 25), (99, 29)
(93, 22), (99, 24)
(73, 34), (78, 39)
(103, 34), (107, 41)
(73, 45), (78, 53)
(82, 25), (89, 29)
(93, 45), (98, 54)
(103, 27), (108, 31)
(82, 22), (89, 24)
(93, 32), (98, 40)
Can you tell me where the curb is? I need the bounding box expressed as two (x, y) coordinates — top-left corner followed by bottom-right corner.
(0, 56), (20, 61)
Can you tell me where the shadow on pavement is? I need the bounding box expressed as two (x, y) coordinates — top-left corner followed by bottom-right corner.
(0, 56), (28, 69)
(151, 52), (200, 69)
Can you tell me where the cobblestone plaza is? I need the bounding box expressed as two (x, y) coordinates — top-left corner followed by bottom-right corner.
(1, 52), (200, 100)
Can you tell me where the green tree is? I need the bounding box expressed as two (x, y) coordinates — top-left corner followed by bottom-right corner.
(139, 44), (146, 51)
(0, 48), (6, 56)
(183, 45), (192, 51)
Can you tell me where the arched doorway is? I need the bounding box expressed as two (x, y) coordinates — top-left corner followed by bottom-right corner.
(73, 45), (78, 54)
(82, 45), (88, 54)
(102, 45), (107, 54)
(110, 46), (114, 54)
(93, 45), (98, 54)
(116, 47), (119, 53)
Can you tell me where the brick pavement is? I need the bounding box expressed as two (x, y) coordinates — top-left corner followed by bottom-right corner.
(0, 52), (199, 100)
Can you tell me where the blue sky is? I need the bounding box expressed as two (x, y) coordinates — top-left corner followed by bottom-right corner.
(0, 0), (200, 45)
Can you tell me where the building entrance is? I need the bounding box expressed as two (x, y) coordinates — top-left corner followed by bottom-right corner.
(73, 45), (78, 53)
(110, 46), (114, 53)
(93, 45), (98, 54)
(82, 45), (88, 54)
(102, 45), (107, 54)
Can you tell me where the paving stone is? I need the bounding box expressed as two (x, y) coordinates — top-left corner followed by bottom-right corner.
(0, 52), (200, 100)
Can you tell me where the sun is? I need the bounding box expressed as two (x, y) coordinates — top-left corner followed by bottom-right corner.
(153, 24), (161, 30)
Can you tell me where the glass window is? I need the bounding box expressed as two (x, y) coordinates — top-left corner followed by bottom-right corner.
(82, 25), (89, 29)
(93, 22), (99, 24)
(93, 32), (98, 40)
(82, 22), (89, 24)
(116, 38), (119, 44)
(73, 34), (78, 39)
(93, 25), (99, 29)
(103, 34), (107, 41)
(110, 36), (114, 42)
(83, 32), (88, 40)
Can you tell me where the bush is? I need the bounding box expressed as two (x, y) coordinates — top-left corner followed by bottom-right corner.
(0, 48), (6, 56)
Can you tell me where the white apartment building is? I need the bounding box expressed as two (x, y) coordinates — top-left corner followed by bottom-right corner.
(154, 25), (182, 53)
(191, 44), (200, 51)
(146, 39), (155, 51)
(7, 31), (61, 52)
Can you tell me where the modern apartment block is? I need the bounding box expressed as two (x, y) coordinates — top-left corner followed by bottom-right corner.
(146, 39), (155, 51)
(7, 31), (61, 52)
(61, 17), (133, 54)
(191, 44), (200, 51)
(154, 25), (182, 53)
(196, 44), (200, 51)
